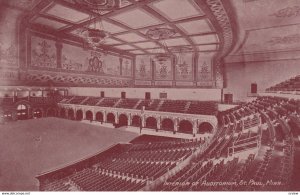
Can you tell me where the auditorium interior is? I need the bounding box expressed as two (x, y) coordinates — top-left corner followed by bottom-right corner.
(0, 0), (300, 192)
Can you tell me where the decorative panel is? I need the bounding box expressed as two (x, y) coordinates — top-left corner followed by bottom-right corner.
(103, 52), (121, 76)
(62, 44), (89, 71)
(0, 7), (21, 67)
(197, 52), (215, 82)
(20, 70), (132, 87)
(31, 36), (57, 68)
(175, 52), (193, 81)
(135, 55), (152, 80)
(121, 58), (132, 77)
(154, 58), (173, 80)
(62, 44), (123, 76)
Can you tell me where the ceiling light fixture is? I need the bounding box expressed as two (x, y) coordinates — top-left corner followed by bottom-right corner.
(146, 28), (176, 64)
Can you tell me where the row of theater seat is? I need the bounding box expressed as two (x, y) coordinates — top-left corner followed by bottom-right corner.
(41, 95), (300, 191)
(266, 75), (300, 92)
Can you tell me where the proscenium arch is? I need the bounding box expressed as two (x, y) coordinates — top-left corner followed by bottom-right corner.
(145, 116), (157, 129)
(131, 115), (141, 127)
(198, 122), (214, 134)
(106, 112), (115, 123)
(178, 120), (193, 134)
(161, 118), (174, 131)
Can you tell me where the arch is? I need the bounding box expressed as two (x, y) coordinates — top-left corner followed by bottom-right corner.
(107, 113), (115, 123)
(145, 117), (157, 129)
(33, 108), (43, 118)
(118, 114), (128, 127)
(60, 108), (66, 118)
(16, 104), (29, 120)
(161, 118), (174, 131)
(47, 108), (56, 117)
(86, 110), (93, 121)
(68, 109), (75, 120)
(95, 112), (103, 122)
(198, 122), (214, 134)
(131, 115), (141, 127)
(178, 120), (193, 134)
(76, 110), (83, 121)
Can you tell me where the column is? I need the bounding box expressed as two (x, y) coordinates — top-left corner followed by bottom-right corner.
(127, 114), (131, 126)
(174, 118), (178, 134)
(103, 111), (107, 123)
(193, 121), (198, 137)
(115, 113), (118, 124)
(83, 110), (86, 120)
(157, 117), (161, 130)
(141, 115), (145, 128)
(93, 111), (96, 121)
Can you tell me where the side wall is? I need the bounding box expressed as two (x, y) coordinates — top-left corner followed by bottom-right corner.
(68, 87), (222, 101)
(224, 53), (300, 101)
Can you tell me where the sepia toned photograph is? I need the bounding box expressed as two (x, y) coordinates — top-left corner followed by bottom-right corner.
(0, 0), (299, 193)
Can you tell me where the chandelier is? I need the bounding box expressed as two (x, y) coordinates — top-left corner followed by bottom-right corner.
(74, 0), (121, 49)
(146, 28), (176, 63)
(81, 25), (110, 50)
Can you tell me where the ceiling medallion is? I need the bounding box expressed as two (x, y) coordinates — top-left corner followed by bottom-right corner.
(73, 0), (121, 12)
(146, 28), (176, 40)
(146, 28), (176, 64)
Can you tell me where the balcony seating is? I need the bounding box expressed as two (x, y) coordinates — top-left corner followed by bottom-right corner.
(158, 100), (187, 113)
(266, 75), (300, 92)
(115, 99), (140, 109)
(68, 96), (86, 104)
(81, 97), (102, 106)
(186, 101), (217, 115)
(97, 98), (119, 107)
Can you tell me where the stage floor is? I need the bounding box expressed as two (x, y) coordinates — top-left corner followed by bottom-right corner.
(0, 118), (138, 191)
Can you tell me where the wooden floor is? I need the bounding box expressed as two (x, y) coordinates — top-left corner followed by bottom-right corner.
(0, 117), (138, 191)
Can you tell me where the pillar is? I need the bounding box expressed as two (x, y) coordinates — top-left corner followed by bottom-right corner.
(127, 114), (131, 126)
(193, 121), (198, 137)
(83, 110), (86, 120)
(93, 111), (96, 121)
(141, 115), (145, 127)
(103, 111), (107, 123)
(157, 117), (161, 130)
(174, 118), (178, 134)
(115, 113), (118, 124)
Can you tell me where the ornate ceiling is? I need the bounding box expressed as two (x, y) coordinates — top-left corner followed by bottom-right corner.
(228, 0), (300, 56)
(2, 0), (235, 57)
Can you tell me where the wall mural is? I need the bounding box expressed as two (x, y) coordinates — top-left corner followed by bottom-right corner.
(62, 43), (130, 77)
(31, 36), (57, 68)
(175, 52), (193, 81)
(0, 7), (20, 68)
(155, 59), (173, 80)
(21, 70), (132, 87)
(135, 55), (152, 80)
(198, 52), (214, 81)
(121, 58), (132, 77)
(62, 43), (88, 71)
